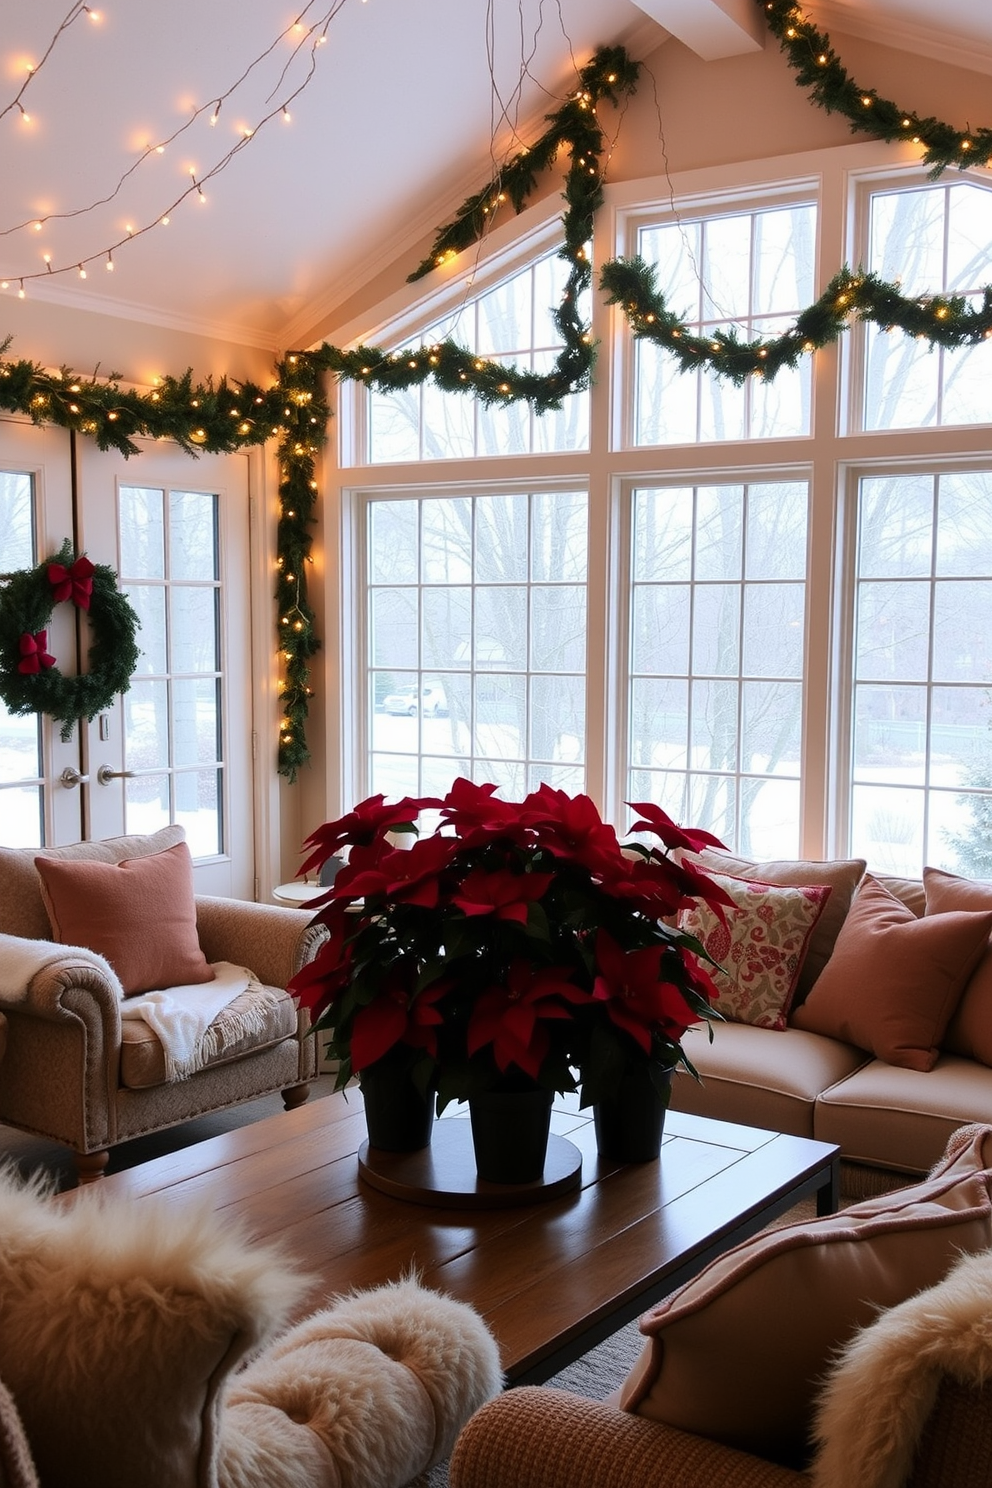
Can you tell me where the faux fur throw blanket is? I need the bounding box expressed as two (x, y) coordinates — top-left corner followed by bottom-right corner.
(811, 1246), (992, 1488)
(0, 934), (123, 1000)
(121, 962), (273, 1080)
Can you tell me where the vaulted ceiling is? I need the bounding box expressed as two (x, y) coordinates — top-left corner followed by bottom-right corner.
(2, 0), (990, 351)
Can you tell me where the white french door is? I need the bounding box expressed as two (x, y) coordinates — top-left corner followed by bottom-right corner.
(0, 421), (255, 898)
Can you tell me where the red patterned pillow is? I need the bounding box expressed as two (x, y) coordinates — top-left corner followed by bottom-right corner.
(679, 871), (831, 1029)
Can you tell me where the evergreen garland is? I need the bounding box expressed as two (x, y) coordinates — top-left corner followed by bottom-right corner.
(601, 258), (992, 384)
(0, 539), (141, 741)
(758, 0), (992, 176)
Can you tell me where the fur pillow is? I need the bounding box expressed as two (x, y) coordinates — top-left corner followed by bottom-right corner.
(0, 1166), (501, 1488)
(811, 1245), (992, 1488)
(219, 1278), (504, 1488)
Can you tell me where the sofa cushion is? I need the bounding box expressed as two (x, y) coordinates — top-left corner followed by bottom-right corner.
(619, 1124), (992, 1465)
(119, 984), (298, 1089)
(671, 1020), (869, 1138)
(681, 850), (865, 1001)
(815, 1053), (992, 1175)
(679, 872), (830, 1029)
(789, 875), (992, 1071)
(34, 842), (213, 996)
(0, 825), (186, 941)
(924, 867), (992, 1065)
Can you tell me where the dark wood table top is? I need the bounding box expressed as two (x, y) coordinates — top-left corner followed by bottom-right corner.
(91, 1091), (839, 1384)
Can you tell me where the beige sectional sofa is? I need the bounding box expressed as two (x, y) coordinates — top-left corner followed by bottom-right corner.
(668, 850), (992, 1187)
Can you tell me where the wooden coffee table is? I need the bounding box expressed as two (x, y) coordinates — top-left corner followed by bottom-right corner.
(89, 1091), (839, 1385)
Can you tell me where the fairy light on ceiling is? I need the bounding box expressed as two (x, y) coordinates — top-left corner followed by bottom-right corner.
(0, 1), (350, 292)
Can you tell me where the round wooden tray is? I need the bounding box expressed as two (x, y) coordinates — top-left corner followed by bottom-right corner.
(358, 1119), (583, 1209)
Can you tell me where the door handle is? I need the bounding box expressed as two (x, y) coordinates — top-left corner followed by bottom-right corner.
(59, 767), (90, 789)
(96, 765), (136, 786)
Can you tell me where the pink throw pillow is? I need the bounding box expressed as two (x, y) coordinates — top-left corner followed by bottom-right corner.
(34, 842), (214, 996)
(925, 866), (992, 1066)
(790, 875), (992, 1070)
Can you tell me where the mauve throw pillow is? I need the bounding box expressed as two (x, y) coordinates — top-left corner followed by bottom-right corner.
(925, 866), (992, 1066)
(619, 1124), (992, 1466)
(34, 842), (214, 996)
(790, 875), (992, 1070)
(679, 872), (830, 1029)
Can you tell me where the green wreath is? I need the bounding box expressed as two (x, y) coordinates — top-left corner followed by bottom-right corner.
(0, 539), (141, 741)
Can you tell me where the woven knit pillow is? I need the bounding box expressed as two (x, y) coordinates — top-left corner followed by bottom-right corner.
(679, 871), (830, 1029)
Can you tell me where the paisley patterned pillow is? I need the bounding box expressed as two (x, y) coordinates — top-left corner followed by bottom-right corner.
(679, 871), (831, 1029)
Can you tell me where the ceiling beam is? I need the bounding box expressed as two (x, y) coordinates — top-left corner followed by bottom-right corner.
(629, 0), (765, 59)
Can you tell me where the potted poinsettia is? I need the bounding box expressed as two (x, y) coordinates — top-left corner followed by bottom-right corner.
(288, 779), (732, 1174)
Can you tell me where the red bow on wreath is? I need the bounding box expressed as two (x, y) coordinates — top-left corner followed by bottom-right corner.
(47, 554), (95, 610)
(17, 630), (56, 674)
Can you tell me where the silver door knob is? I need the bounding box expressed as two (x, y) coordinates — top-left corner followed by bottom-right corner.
(59, 767), (90, 789)
(96, 765), (136, 786)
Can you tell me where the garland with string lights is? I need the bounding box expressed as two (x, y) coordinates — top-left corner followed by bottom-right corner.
(757, 0), (992, 176)
(600, 259), (992, 383)
(0, 340), (325, 778)
(308, 45), (641, 413)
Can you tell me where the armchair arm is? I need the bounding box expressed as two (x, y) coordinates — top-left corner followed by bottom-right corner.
(194, 897), (327, 988)
(0, 935), (122, 1031)
(449, 1389), (810, 1488)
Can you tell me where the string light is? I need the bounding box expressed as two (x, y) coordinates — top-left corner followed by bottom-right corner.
(0, 0), (348, 286)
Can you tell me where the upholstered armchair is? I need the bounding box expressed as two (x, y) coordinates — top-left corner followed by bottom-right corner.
(0, 827), (326, 1184)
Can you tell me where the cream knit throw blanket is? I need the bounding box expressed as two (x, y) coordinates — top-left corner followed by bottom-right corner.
(0, 936), (274, 1081)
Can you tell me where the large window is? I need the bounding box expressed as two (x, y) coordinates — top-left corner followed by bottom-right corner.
(366, 489), (588, 798)
(633, 199), (816, 445)
(851, 469), (992, 875)
(863, 180), (992, 431)
(337, 148), (992, 874)
(627, 480), (808, 857)
(367, 248), (589, 462)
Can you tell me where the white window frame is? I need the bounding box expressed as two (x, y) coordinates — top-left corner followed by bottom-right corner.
(321, 137), (992, 870)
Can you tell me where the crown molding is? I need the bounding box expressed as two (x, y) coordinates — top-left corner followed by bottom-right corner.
(1, 276), (283, 354)
(808, 2), (992, 79)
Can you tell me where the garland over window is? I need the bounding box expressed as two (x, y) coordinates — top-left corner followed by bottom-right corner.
(3, 15), (992, 777)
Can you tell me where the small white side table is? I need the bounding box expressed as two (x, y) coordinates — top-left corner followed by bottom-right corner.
(273, 881), (326, 907)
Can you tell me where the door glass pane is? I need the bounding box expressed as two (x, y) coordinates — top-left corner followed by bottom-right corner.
(120, 485), (224, 854)
(0, 470), (43, 844)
